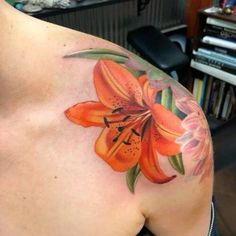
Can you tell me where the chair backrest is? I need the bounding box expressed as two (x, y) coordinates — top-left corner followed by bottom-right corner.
(127, 25), (189, 72)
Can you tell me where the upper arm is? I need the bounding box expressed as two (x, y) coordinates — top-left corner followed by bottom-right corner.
(129, 63), (213, 236)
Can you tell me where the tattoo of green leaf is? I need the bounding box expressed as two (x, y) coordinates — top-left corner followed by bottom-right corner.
(64, 48), (128, 63)
(161, 87), (172, 110)
(126, 164), (141, 193)
(168, 153), (185, 175)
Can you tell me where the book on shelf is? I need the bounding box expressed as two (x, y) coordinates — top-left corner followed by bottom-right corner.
(193, 49), (236, 67)
(205, 23), (236, 36)
(203, 76), (214, 113)
(200, 75), (208, 108)
(202, 36), (236, 50)
(192, 51), (236, 75)
(200, 42), (236, 58)
(190, 60), (236, 86)
(214, 81), (226, 118)
(192, 75), (208, 108)
(193, 78), (201, 104)
(223, 86), (236, 120)
(198, 48), (236, 64)
(221, 88), (231, 119)
(206, 17), (236, 31)
(226, 99), (233, 120)
(226, 86), (236, 120)
(211, 80), (220, 115)
(204, 24), (236, 42)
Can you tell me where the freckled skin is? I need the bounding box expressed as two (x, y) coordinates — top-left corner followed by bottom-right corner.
(0, 1), (213, 236)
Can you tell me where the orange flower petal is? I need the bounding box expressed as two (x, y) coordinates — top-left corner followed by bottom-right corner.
(138, 74), (157, 106)
(152, 122), (181, 156)
(65, 101), (124, 127)
(95, 125), (141, 171)
(94, 59), (143, 110)
(139, 120), (176, 183)
(151, 103), (184, 140)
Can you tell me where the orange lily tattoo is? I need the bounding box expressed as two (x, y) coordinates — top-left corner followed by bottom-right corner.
(65, 59), (185, 191)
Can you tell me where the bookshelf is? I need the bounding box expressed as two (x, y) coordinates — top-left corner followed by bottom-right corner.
(190, 8), (236, 129)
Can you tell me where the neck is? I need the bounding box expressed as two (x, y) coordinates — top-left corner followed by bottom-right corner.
(0, 5), (92, 116)
(0, 4), (58, 113)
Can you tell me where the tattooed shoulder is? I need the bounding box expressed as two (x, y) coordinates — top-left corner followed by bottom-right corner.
(64, 48), (213, 193)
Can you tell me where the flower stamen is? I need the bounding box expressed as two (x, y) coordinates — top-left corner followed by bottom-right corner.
(122, 133), (133, 145)
(112, 107), (123, 113)
(123, 115), (131, 122)
(131, 128), (140, 136)
(112, 132), (122, 142)
(103, 117), (110, 128)
(122, 141), (131, 145)
(117, 126), (125, 132)
(105, 115), (132, 126)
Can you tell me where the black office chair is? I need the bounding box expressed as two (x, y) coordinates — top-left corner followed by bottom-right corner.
(127, 25), (189, 80)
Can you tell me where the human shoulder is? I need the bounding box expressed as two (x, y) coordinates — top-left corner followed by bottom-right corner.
(63, 47), (213, 235)
(63, 48), (213, 190)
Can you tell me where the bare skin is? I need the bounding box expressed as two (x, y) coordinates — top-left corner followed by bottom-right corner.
(0, 1), (213, 235)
